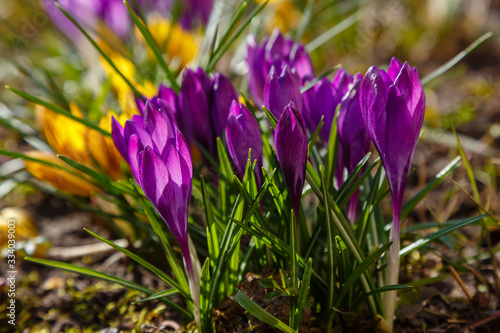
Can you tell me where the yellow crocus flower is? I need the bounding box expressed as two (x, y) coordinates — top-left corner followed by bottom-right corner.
(139, 16), (198, 71)
(26, 105), (126, 196)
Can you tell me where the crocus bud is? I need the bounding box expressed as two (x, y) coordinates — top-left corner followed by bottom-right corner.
(247, 29), (313, 106)
(360, 58), (425, 234)
(275, 102), (308, 215)
(336, 75), (371, 222)
(178, 68), (212, 151)
(301, 69), (356, 145)
(225, 101), (263, 186)
(210, 73), (238, 138)
(360, 57), (425, 330)
(264, 64), (302, 120)
(302, 77), (335, 142)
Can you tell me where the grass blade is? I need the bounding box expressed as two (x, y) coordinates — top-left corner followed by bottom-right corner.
(84, 228), (187, 297)
(55, 3), (143, 98)
(5, 86), (111, 137)
(124, 0), (179, 92)
(234, 291), (297, 333)
(25, 256), (191, 318)
(401, 156), (461, 220)
(422, 32), (493, 86)
(306, 12), (360, 53)
(399, 214), (489, 256)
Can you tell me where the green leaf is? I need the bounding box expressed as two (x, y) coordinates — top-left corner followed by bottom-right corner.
(200, 258), (212, 333)
(422, 32), (493, 86)
(401, 156), (461, 220)
(399, 214), (489, 256)
(300, 66), (340, 94)
(335, 153), (375, 208)
(201, 176), (220, 268)
(306, 12), (360, 53)
(124, 0), (179, 92)
(208, 1), (247, 66)
(133, 183), (190, 295)
(57, 154), (113, 189)
(55, 4), (143, 98)
(325, 104), (341, 191)
(353, 284), (412, 309)
(234, 291), (297, 333)
(0, 149), (91, 182)
(453, 128), (481, 203)
(25, 256), (191, 318)
(5, 86), (111, 137)
(262, 105), (278, 130)
(84, 228), (187, 297)
(206, 1), (268, 72)
(263, 290), (284, 301)
(294, 257), (313, 330)
(294, 0), (314, 43)
(307, 116), (324, 157)
(334, 241), (392, 309)
(133, 289), (180, 304)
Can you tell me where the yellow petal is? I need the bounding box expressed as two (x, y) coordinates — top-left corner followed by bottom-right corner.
(0, 207), (38, 243)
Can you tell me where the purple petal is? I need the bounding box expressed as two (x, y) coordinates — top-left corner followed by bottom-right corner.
(264, 64), (302, 119)
(360, 65), (388, 152)
(210, 73), (238, 138)
(111, 116), (128, 162)
(275, 102), (308, 213)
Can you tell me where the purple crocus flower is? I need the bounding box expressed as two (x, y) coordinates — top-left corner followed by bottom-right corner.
(336, 75), (371, 223)
(178, 68), (212, 153)
(180, 0), (213, 29)
(42, 0), (140, 40)
(225, 101), (263, 186)
(302, 69), (356, 145)
(359, 57), (425, 330)
(210, 73), (239, 138)
(275, 102), (308, 216)
(247, 29), (314, 106)
(111, 100), (201, 327)
(264, 64), (302, 120)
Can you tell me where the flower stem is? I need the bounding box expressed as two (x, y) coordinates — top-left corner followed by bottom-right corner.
(382, 204), (401, 332)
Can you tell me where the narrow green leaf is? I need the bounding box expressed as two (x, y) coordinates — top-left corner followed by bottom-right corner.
(399, 214), (489, 256)
(84, 228), (187, 297)
(300, 66), (341, 93)
(453, 128), (480, 202)
(206, 1), (268, 71)
(134, 289), (180, 303)
(335, 153), (375, 208)
(401, 156), (461, 220)
(57, 154), (113, 189)
(200, 258), (212, 333)
(5, 86), (111, 137)
(334, 241), (392, 308)
(326, 104), (341, 191)
(55, 4), (143, 98)
(133, 184), (190, 294)
(25, 256), (191, 318)
(201, 176), (220, 267)
(234, 291), (297, 333)
(209, 1), (247, 64)
(294, 257), (313, 330)
(294, 0), (314, 43)
(262, 105), (278, 130)
(306, 13), (360, 53)
(353, 284), (412, 309)
(124, 0), (179, 92)
(308, 116), (324, 157)
(422, 32), (493, 86)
